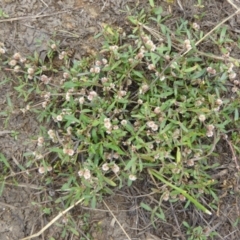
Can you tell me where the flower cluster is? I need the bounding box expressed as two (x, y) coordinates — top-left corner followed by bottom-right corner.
(41, 92), (51, 108)
(206, 66), (216, 75)
(63, 147), (74, 156)
(78, 168), (91, 180)
(0, 42), (5, 54)
(146, 120), (158, 131)
(40, 74), (51, 84)
(59, 51), (67, 60)
(37, 136), (44, 147)
(135, 46), (146, 60)
(102, 162), (120, 174)
(87, 90), (98, 101)
(47, 129), (58, 143)
(206, 124), (215, 137)
(104, 118), (112, 133)
(116, 90), (127, 99)
(38, 165), (52, 174)
(90, 59), (108, 74)
(142, 35), (156, 51)
(184, 39), (192, 51)
(32, 151), (43, 160)
(139, 84), (149, 94)
(198, 114), (206, 122)
(192, 22), (200, 31)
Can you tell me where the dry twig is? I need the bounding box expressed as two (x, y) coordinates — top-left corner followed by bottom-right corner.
(103, 200), (132, 240)
(0, 10), (69, 23)
(20, 197), (85, 240)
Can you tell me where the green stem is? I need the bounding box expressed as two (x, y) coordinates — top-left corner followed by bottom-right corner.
(149, 169), (212, 215)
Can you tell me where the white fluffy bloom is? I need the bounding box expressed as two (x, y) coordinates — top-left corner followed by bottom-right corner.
(129, 174), (137, 181)
(102, 163), (109, 171)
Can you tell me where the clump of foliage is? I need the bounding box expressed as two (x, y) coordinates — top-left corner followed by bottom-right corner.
(1, 0), (240, 238)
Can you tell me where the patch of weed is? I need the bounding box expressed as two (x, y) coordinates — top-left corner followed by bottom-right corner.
(1, 0), (240, 238)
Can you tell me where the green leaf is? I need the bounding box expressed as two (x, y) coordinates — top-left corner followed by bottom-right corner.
(103, 142), (125, 155)
(155, 208), (165, 221)
(69, 227), (79, 236)
(234, 108), (239, 121)
(0, 181), (5, 196)
(149, 169), (212, 215)
(183, 65), (198, 73)
(91, 195), (97, 208)
(127, 16), (138, 25)
(64, 115), (80, 124)
(103, 176), (117, 186)
(91, 128), (98, 143)
(140, 202), (152, 211)
(176, 147), (181, 163)
(0, 153), (10, 168)
(124, 156), (137, 171)
(110, 60), (122, 70)
(149, 0), (155, 7)
(132, 70), (145, 79)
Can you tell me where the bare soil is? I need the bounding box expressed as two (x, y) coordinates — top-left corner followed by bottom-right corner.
(0, 0), (240, 239)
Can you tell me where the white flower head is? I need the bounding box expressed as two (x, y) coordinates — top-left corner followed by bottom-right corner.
(13, 65), (21, 73)
(79, 96), (85, 104)
(47, 129), (55, 138)
(47, 166), (53, 172)
(83, 169), (91, 179)
(154, 107), (161, 114)
(38, 167), (46, 174)
(42, 101), (48, 108)
(151, 124), (158, 131)
(102, 58), (108, 65)
(192, 22), (200, 31)
(63, 148), (74, 156)
(229, 71), (236, 80)
(87, 91), (98, 101)
(0, 47), (6, 54)
(147, 121), (155, 128)
(162, 191), (170, 201)
(51, 43), (57, 50)
(40, 75), (50, 84)
(37, 136), (44, 146)
(215, 99), (223, 106)
(207, 124), (215, 131)
(63, 72), (70, 79)
(206, 131), (214, 137)
(13, 52), (22, 60)
(113, 153), (119, 159)
(198, 114), (206, 122)
(101, 77), (108, 83)
(9, 59), (17, 66)
(27, 67), (35, 75)
(56, 115), (63, 121)
(78, 170), (84, 177)
(65, 92), (71, 101)
(59, 51), (67, 60)
(102, 163), (109, 171)
(129, 174), (137, 181)
(148, 64), (155, 70)
(67, 127), (72, 135)
(121, 119), (127, 126)
(112, 164), (120, 174)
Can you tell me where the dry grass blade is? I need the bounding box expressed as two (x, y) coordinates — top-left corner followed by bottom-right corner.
(227, 0), (239, 10)
(0, 10), (69, 23)
(20, 197), (84, 240)
(103, 200), (132, 240)
(186, 4), (240, 56)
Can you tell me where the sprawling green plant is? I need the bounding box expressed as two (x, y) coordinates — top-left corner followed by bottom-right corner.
(1, 1), (240, 238)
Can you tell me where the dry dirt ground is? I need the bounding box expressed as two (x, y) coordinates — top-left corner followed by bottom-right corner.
(0, 0), (240, 239)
